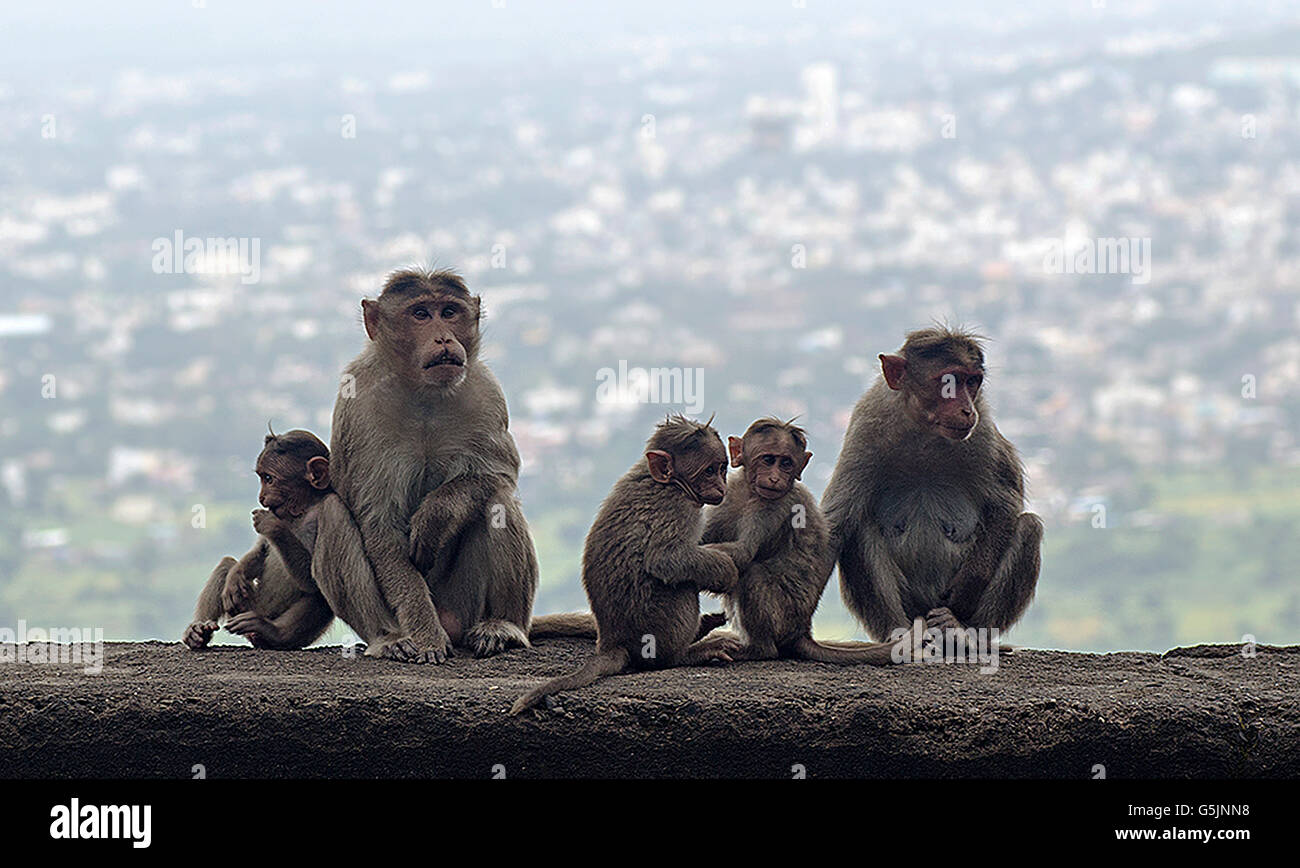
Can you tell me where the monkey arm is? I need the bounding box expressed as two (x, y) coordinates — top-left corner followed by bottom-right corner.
(226, 592), (333, 650)
(355, 515), (451, 658)
(262, 526), (315, 594)
(838, 524), (912, 642)
(943, 509), (1017, 622)
(222, 540), (269, 614)
(408, 473), (505, 572)
(646, 543), (738, 594)
(944, 447), (1025, 620)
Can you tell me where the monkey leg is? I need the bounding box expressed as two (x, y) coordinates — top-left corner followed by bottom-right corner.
(184, 556), (236, 649)
(312, 495), (405, 654)
(436, 499), (539, 658)
(838, 531), (912, 642)
(963, 513), (1043, 632)
(695, 611), (728, 640)
(225, 593), (334, 650)
(733, 636), (780, 662)
(680, 633), (744, 666)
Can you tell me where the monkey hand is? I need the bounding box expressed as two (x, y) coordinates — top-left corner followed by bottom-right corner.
(251, 508), (289, 539)
(182, 620), (218, 650)
(221, 568), (254, 615)
(226, 611), (281, 648)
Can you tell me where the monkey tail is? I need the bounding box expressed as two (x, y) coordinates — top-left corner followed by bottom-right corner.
(528, 612), (599, 640)
(510, 648), (630, 716)
(792, 635), (899, 666)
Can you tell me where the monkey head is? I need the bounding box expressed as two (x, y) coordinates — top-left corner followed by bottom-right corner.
(728, 418), (811, 501)
(645, 415), (729, 506)
(255, 428), (331, 519)
(880, 327), (986, 442)
(362, 268), (482, 391)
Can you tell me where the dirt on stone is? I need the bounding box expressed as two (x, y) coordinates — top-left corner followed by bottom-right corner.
(0, 639), (1296, 778)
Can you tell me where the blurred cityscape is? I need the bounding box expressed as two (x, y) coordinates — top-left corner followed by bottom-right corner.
(1, 0), (1298, 651)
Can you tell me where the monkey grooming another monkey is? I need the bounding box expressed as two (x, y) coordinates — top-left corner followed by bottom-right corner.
(510, 416), (743, 715)
(701, 418), (911, 664)
(821, 327), (1043, 642)
(183, 429), (335, 651)
(319, 268), (538, 663)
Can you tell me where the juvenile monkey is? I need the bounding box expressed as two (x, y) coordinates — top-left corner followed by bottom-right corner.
(701, 418), (909, 664)
(821, 327), (1043, 641)
(510, 416), (742, 715)
(183, 430), (335, 651)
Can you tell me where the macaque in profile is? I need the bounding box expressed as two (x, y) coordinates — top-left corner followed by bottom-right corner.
(183, 429), (334, 651)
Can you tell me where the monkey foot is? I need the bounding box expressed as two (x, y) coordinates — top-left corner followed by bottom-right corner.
(379, 636), (452, 664)
(685, 634), (743, 665)
(925, 607), (965, 632)
(464, 620), (529, 658)
(182, 620), (218, 650)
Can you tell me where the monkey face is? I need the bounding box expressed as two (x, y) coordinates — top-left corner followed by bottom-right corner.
(925, 367), (982, 440)
(693, 451), (730, 505)
(882, 352), (982, 441)
(364, 290), (480, 390)
(255, 452), (329, 519)
(646, 441), (729, 505)
(740, 431), (810, 500)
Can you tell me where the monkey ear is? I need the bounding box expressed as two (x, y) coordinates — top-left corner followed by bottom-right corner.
(361, 299), (379, 341)
(727, 436), (745, 468)
(880, 354), (907, 390)
(645, 450), (674, 483)
(795, 451), (813, 480)
(305, 456), (331, 490)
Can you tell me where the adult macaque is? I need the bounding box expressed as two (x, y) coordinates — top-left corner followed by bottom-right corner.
(318, 268), (538, 663)
(821, 327), (1043, 641)
(183, 430), (335, 651)
(700, 418), (911, 664)
(511, 416), (742, 715)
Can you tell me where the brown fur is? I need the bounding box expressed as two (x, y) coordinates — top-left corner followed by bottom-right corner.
(183, 430), (335, 651)
(701, 418), (907, 664)
(317, 267), (538, 663)
(511, 416), (742, 715)
(821, 327), (1043, 640)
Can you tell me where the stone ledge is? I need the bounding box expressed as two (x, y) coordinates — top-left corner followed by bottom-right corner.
(1, 640), (1295, 778)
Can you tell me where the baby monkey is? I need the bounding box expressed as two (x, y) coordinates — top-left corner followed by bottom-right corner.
(511, 416), (743, 715)
(701, 418), (912, 664)
(183, 429), (335, 650)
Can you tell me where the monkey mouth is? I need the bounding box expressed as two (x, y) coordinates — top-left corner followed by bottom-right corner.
(424, 354), (465, 369)
(756, 485), (786, 499)
(941, 423), (975, 439)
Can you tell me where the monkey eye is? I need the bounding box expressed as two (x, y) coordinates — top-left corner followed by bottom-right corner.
(440, 304), (459, 318)
(260, 473), (274, 484)
(411, 306), (431, 320)
(780, 458), (793, 470)
(968, 375), (983, 392)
